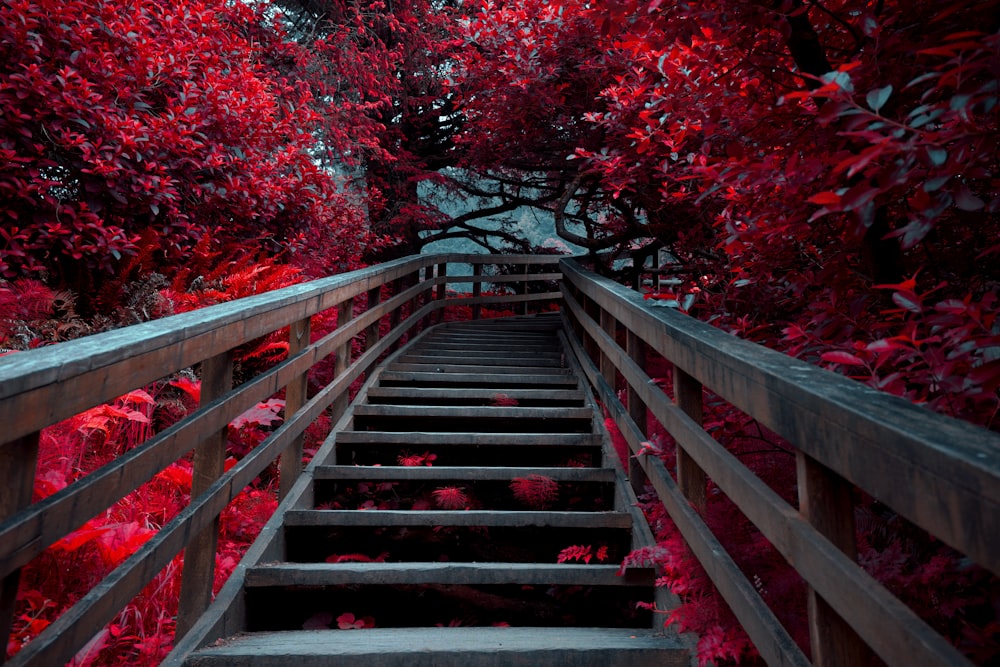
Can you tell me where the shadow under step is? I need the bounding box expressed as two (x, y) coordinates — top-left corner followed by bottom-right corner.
(364, 386), (586, 407)
(334, 431), (603, 467)
(184, 627), (688, 667)
(351, 405), (593, 433)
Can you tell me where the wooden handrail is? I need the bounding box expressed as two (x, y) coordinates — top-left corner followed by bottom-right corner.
(558, 257), (1000, 667)
(0, 253), (561, 667)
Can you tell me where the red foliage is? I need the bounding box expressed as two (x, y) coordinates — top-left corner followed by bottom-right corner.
(510, 474), (559, 509)
(432, 486), (470, 510)
(0, 0), (368, 305)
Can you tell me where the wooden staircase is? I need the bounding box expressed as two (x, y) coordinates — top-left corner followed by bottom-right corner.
(182, 314), (688, 666)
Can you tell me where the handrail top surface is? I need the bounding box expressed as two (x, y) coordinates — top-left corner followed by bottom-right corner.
(559, 258), (1000, 479)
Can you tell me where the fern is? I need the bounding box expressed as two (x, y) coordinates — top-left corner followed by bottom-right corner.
(510, 474), (558, 509)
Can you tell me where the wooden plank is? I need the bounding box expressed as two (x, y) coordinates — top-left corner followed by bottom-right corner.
(560, 258), (1000, 575)
(177, 351), (234, 639)
(0, 432), (38, 661)
(407, 345), (563, 356)
(446, 272), (563, 284)
(378, 371), (579, 386)
(386, 363), (570, 375)
(797, 452), (868, 667)
(184, 627), (686, 667)
(673, 369), (706, 512)
(283, 509), (633, 529)
(334, 431), (601, 446)
(351, 405), (592, 420)
(279, 317), (312, 500)
(313, 466), (615, 482)
(331, 298), (354, 422)
(397, 355), (562, 367)
(245, 562), (653, 587)
(365, 387), (584, 404)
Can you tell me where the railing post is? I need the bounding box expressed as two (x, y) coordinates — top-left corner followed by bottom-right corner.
(1, 432), (40, 663)
(278, 316), (311, 501)
(365, 286), (382, 352)
(472, 263), (482, 320)
(626, 332), (650, 494)
(388, 277), (404, 351)
(673, 367), (707, 512)
(331, 297), (354, 424)
(176, 351), (234, 639)
(797, 452), (868, 666)
(436, 262), (447, 323)
(421, 266), (434, 330)
(599, 310), (616, 388)
(522, 263), (529, 316)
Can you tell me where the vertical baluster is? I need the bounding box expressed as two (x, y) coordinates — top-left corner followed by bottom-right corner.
(599, 310), (616, 388)
(626, 332), (650, 494)
(522, 263), (529, 316)
(331, 297), (354, 424)
(436, 262), (447, 323)
(673, 368), (707, 512)
(472, 263), (482, 320)
(797, 452), (867, 666)
(278, 316), (311, 501)
(388, 277), (403, 352)
(365, 285), (382, 352)
(421, 266), (434, 330)
(176, 351), (234, 638)
(0, 432), (40, 663)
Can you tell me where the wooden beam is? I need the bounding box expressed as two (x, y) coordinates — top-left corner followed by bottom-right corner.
(279, 316), (312, 500)
(0, 432), (38, 665)
(673, 369), (706, 512)
(177, 351), (234, 639)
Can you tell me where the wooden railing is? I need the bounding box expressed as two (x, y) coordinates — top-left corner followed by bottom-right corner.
(3, 252), (997, 667)
(558, 258), (999, 667)
(0, 253), (561, 667)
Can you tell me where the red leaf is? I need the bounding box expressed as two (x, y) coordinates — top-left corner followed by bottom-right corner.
(807, 191), (841, 206)
(891, 291), (923, 313)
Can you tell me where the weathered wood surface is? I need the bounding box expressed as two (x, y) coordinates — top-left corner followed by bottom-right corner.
(365, 386), (585, 404)
(245, 563), (654, 587)
(334, 431), (601, 446)
(283, 509), (633, 528)
(378, 370), (580, 386)
(560, 258), (987, 666)
(184, 627), (686, 667)
(313, 465), (614, 482)
(560, 259), (1000, 577)
(352, 405), (592, 420)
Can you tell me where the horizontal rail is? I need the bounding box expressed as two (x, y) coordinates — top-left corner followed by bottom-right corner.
(559, 257), (998, 667)
(0, 253), (564, 666)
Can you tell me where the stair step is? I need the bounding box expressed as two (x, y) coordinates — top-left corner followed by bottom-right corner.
(314, 465), (614, 482)
(334, 431), (603, 467)
(335, 431), (600, 446)
(397, 355), (563, 367)
(364, 386), (585, 406)
(387, 363), (571, 375)
(406, 346), (564, 358)
(185, 627), (687, 667)
(245, 563), (653, 587)
(353, 405), (591, 418)
(284, 509), (631, 529)
(312, 466), (615, 512)
(379, 371), (579, 388)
